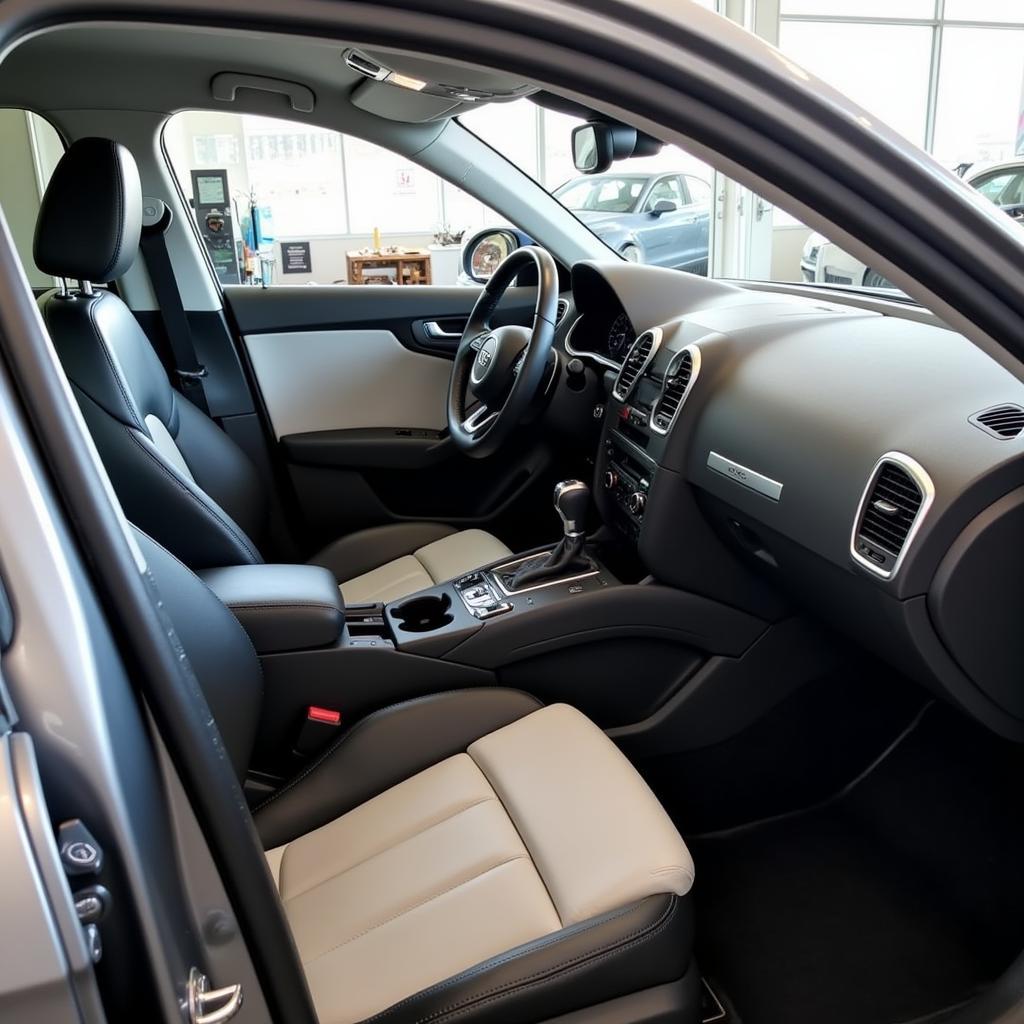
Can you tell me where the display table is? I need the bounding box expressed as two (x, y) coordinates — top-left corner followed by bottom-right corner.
(345, 249), (432, 285)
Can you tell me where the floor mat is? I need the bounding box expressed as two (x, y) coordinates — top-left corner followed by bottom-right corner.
(688, 703), (1024, 1024)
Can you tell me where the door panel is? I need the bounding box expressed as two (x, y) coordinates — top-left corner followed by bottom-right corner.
(245, 328), (453, 437)
(224, 284), (561, 552)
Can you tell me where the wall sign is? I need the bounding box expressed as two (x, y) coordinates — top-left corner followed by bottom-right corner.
(281, 240), (312, 274)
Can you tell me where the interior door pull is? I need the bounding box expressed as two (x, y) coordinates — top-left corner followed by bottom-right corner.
(423, 322), (463, 340)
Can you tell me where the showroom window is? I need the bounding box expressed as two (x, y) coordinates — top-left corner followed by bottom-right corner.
(0, 110), (63, 289)
(164, 110), (501, 286)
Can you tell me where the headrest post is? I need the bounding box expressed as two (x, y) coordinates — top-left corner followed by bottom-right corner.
(57, 277), (69, 297)
(78, 280), (94, 296)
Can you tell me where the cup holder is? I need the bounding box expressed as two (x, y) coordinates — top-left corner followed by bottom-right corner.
(392, 593), (454, 633)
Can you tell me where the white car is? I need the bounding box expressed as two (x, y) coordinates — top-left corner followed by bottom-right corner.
(802, 158), (1024, 289)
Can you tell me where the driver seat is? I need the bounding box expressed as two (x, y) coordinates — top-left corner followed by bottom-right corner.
(34, 138), (511, 602)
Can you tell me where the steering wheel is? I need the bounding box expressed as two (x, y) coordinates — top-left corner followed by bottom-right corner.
(447, 245), (559, 459)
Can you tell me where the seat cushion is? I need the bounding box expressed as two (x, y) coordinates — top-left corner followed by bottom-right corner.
(267, 703), (694, 1024)
(339, 529), (511, 604)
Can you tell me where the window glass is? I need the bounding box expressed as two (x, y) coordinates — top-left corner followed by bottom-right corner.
(778, 21), (934, 148)
(685, 176), (712, 207)
(781, 1), (935, 16)
(165, 110), (513, 285)
(944, 0), (1024, 22)
(931, 27), (1024, 166)
(0, 110), (63, 288)
(643, 177), (684, 211)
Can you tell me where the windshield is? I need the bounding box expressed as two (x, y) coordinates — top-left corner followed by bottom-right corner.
(457, 4), (1024, 304)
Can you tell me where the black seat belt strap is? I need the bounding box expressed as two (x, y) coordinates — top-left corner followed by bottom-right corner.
(139, 199), (210, 415)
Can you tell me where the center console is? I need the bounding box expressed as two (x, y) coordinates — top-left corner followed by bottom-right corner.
(596, 329), (691, 545)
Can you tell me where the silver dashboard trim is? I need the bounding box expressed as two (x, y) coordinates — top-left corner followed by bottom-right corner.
(490, 551), (600, 596)
(707, 451), (783, 502)
(649, 344), (701, 436)
(850, 451), (935, 580)
(564, 315), (623, 372)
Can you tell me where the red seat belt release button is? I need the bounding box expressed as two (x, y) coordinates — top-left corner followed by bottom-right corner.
(295, 706), (342, 756)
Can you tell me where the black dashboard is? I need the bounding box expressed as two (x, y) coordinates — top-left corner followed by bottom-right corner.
(564, 259), (1024, 741)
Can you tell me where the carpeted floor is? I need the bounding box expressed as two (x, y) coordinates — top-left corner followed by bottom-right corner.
(684, 703), (1024, 1024)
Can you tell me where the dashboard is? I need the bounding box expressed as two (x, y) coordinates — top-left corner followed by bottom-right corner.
(564, 259), (1024, 741)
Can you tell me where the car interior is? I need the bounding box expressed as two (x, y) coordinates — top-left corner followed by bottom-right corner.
(2, 15), (1024, 1024)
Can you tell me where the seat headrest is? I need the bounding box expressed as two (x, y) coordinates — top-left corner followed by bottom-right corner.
(34, 137), (142, 283)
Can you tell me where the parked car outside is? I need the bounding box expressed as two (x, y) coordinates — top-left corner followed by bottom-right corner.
(553, 171), (711, 271)
(801, 158), (1024, 289)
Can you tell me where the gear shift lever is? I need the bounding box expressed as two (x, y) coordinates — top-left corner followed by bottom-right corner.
(554, 480), (590, 540)
(508, 480), (592, 590)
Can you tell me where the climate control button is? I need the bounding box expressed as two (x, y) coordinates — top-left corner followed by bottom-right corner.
(627, 491), (647, 516)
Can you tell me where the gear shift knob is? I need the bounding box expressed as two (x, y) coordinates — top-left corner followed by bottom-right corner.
(554, 480), (589, 538)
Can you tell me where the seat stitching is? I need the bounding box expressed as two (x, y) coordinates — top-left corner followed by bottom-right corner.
(302, 854), (526, 966)
(281, 795), (497, 903)
(88, 293), (144, 429)
(366, 897), (679, 1024)
(124, 428), (263, 563)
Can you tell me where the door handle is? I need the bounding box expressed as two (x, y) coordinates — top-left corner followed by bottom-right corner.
(423, 321), (464, 340)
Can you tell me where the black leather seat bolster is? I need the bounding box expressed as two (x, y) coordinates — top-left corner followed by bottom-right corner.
(362, 893), (695, 1024)
(308, 522), (458, 585)
(199, 563), (345, 654)
(254, 688), (542, 849)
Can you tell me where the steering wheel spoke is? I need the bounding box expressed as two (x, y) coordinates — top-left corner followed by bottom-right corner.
(462, 403), (499, 434)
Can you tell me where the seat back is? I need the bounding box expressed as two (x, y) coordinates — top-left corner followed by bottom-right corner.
(35, 137), (266, 568)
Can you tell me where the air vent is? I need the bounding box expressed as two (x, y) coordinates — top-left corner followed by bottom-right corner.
(970, 404), (1024, 440)
(555, 299), (569, 326)
(852, 454), (933, 579)
(650, 346), (700, 435)
(612, 328), (662, 403)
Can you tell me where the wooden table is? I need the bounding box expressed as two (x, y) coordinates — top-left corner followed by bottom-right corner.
(346, 249), (433, 285)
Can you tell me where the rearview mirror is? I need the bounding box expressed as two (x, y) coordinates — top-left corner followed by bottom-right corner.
(572, 122), (636, 174)
(571, 121), (664, 174)
(650, 199), (677, 216)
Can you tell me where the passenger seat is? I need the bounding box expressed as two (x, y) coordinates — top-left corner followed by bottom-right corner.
(137, 527), (702, 1024)
(34, 137), (511, 603)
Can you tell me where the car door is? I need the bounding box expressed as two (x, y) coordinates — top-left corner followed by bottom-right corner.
(165, 110), (567, 554)
(635, 174), (691, 268)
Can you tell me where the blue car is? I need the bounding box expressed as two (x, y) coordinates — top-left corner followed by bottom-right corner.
(553, 171), (711, 272)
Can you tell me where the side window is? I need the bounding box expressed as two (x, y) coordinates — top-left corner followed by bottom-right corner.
(643, 176), (684, 211)
(685, 175), (712, 209)
(973, 172), (1015, 204)
(164, 110), (502, 286)
(0, 110), (64, 289)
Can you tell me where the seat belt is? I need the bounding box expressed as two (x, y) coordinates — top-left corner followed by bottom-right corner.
(139, 198), (210, 415)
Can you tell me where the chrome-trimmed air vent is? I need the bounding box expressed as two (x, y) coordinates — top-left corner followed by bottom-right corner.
(612, 327), (661, 403)
(555, 299), (569, 326)
(970, 404), (1024, 440)
(650, 345), (700, 435)
(851, 453), (934, 579)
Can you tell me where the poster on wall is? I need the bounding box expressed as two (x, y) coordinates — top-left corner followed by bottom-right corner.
(281, 240), (313, 274)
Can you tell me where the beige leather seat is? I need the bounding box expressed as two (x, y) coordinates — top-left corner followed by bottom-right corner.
(336, 528), (511, 605)
(137, 526), (701, 1024)
(257, 701), (698, 1024)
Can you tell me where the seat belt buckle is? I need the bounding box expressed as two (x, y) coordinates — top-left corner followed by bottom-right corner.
(294, 705), (342, 757)
(176, 366), (209, 381)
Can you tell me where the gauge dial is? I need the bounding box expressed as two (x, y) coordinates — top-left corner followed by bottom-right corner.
(607, 313), (634, 363)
